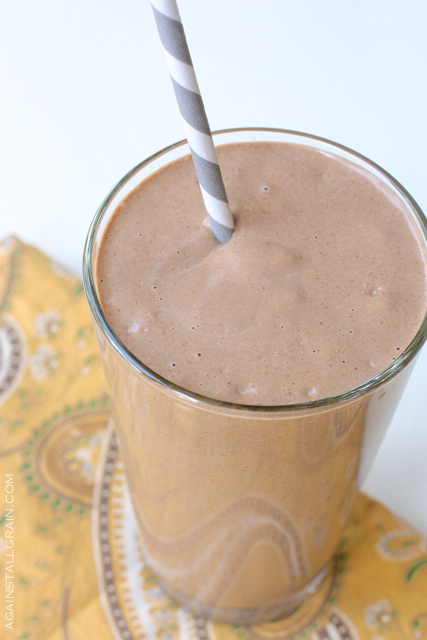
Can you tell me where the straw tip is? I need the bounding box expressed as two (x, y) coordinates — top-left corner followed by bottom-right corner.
(209, 217), (234, 244)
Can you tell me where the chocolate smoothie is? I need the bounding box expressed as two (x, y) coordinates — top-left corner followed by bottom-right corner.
(97, 142), (426, 404)
(87, 132), (427, 622)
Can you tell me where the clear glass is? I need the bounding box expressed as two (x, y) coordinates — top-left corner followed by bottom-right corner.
(83, 129), (427, 623)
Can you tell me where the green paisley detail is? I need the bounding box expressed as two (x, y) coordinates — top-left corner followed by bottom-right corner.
(406, 558), (427, 582)
(21, 396), (110, 513)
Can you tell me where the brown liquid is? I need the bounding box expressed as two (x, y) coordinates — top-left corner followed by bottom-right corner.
(97, 142), (427, 404)
(93, 141), (427, 620)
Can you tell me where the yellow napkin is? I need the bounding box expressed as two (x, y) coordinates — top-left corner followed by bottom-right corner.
(1, 237), (426, 640)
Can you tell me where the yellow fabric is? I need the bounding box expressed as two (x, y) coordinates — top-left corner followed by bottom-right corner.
(0, 236), (426, 640)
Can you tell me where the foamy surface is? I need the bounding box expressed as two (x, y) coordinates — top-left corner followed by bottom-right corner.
(96, 142), (427, 404)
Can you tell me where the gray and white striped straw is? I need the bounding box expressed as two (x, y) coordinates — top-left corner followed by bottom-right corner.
(150, 0), (234, 244)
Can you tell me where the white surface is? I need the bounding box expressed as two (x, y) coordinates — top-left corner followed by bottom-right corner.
(1, 1), (426, 533)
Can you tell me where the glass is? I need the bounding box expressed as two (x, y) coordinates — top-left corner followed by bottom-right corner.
(83, 129), (427, 623)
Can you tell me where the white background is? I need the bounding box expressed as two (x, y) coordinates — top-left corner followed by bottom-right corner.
(1, 1), (427, 534)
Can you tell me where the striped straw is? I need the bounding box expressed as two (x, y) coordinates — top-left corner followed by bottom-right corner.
(150, 0), (234, 244)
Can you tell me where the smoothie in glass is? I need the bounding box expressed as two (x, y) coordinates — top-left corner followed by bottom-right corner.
(84, 129), (427, 622)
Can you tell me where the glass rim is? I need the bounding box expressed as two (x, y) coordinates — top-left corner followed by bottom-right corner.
(83, 127), (427, 413)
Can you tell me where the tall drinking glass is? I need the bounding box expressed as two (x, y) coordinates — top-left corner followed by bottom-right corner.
(83, 129), (427, 623)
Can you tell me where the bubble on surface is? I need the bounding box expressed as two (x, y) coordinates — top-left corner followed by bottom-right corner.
(237, 383), (257, 396)
(127, 322), (140, 333)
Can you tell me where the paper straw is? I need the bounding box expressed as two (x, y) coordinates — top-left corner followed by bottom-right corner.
(150, 0), (234, 244)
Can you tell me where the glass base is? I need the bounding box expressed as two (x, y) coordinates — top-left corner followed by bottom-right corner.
(158, 562), (332, 625)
